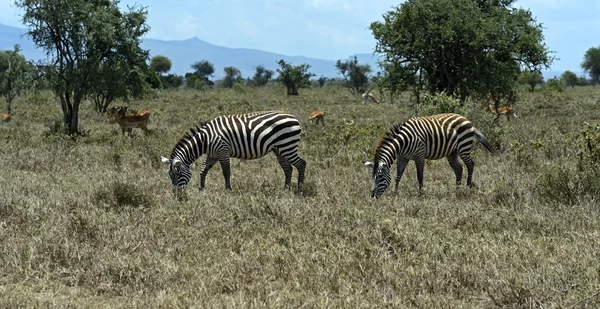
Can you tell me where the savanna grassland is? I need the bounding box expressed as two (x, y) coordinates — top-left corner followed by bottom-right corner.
(1, 85), (600, 308)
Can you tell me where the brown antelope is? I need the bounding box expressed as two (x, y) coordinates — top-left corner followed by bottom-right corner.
(309, 110), (325, 126)
(0, 113), (10, 122)
(362, 92), (380, 103)
(488, 100), (517, 122)
(106, 106), (151, 119)
(107, 106), (151, 136)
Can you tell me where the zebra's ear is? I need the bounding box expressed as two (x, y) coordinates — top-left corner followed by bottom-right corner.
(364, 161), (374, 168)
(160, 156), (171, 164)
(173, 158), (182, 168)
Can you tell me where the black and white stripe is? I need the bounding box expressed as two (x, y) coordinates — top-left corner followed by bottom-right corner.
(364, 113), (494, 198)
(161, 111), (306, 191)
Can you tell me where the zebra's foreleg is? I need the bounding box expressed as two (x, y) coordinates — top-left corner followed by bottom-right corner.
(447, 151), (463, 186)
(218, 157), (232, 190)
(395, 159), (409, 189)
(273, 149), (293, 188)
(199, 157), (218, 190)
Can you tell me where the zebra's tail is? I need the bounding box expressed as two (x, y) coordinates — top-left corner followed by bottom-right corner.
(474, 129), (495, 153)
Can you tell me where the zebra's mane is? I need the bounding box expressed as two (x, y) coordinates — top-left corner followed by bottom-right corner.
(169, 121), (209, 160)
(373, 123), (404, 162)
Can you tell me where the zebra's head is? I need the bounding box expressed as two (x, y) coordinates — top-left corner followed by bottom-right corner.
(160, 156), (192, 192)
(364, 161), (391, 199)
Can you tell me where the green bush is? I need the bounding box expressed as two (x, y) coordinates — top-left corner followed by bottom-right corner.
(417, 92), (466, 116)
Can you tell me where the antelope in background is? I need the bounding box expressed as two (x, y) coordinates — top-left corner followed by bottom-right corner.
(106, 106), (151, 136)
(488, 99), (517, 122)
(362, 92), (380, 103)
(309, 110), (325, 126)
(0, 113), (11, 122)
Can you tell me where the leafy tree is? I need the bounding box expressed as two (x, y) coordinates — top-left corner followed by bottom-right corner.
(518, 71), (544, 92)
(161, 74), (184, 89)
(582, 47), (600, 86)
(335, 55), (372, 94)
(252, 65), (274, 87)
(190, 60), (215, 85)
(222, 66), (243, 88)
(577, 75), (590, 87)
(16, 0), (150, 134)
(149, 55), (172, 76)
(370, 0), (553, 103)
(561, 70), (578, 88)
(0, 45), (33, 114)
(317, 75), (328, 88)
(275, 60), (315, 96)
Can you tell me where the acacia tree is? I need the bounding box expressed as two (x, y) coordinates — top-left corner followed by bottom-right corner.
(335, 55), (371, 94)
(370, 0), (553, 103)
(561, 70), (578, 88)
(252, 65), (274, 87)
(150, 55), (172, 76)
(582, 47), (600, 86)
(275, 60), (315, 96)
(16, 0), (150, 134)
(317, 75), (328, 88)
(517, 71), (544, 92)
(186, 60), (215, 89)
(0, 45), (33, 115)
(222, 66), (243, 88)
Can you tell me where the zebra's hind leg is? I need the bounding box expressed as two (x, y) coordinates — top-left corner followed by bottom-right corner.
(272, 149), (293, 188)
(459, 153), (475, 187)
(414, 158), (425, 194)
(447, 151), (463, 186)
(218, 157), (232, 190)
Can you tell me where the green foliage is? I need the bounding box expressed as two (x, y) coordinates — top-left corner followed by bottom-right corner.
(160, 74), (184, 89)
(335, 55), (372, 94)
(149, 55), (172, 75)
(251, 65), (274, 87)
(535, 122), (600, 206)
(577, 75), (590, 86)
(370, 0), (553, 102)
(517, 71), (544, 92)
(317, 75), (328, 88)
(222, 66), (243, 88)
(16, 0), (150, 134)
(0, 44), (34, 114)
(275, 59), (315, 96)
(581, 46), (600, 85)
(544, 77), (564, 93)
(416, 92), (465, 116)
(145, 71), (162, 90)
(189, 60), (215, 86)
(561, 70), (578, 88)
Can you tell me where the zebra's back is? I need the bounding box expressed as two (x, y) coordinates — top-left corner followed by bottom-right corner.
(208, 111), (302, 159)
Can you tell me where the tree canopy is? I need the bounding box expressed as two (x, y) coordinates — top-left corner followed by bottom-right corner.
(0, 45), (33, 114)
(276, 60), (315, 96)
(561, 70), (578, 88)
(16, 0), (150, 134)
(251, 65), (274, 87)
(370, 0), (553, 103)
(222, 66), (243, 88)
(335, 55), (372, 94)
(582, 47), (600, 85)
(150, 55), (172, 75)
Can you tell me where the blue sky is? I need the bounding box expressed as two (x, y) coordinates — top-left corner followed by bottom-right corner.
(0, 0), (597, 72)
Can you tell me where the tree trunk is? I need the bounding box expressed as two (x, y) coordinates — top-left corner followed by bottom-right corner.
(68, 103), (79, 135)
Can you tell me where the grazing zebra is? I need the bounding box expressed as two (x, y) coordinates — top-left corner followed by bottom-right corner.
(364, 113), (494, 198)
(160, 111), (307, 191)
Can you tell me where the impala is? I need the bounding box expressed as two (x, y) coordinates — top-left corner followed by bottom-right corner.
(309, 110), (325, 126)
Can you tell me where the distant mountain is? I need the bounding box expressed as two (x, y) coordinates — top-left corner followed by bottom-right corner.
(0, 22), (584, 80)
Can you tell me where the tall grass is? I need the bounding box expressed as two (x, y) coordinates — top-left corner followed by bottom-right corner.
(1, 86), (600, 308)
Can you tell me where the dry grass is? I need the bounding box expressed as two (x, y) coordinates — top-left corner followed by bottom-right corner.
(1, 85), (600, 308)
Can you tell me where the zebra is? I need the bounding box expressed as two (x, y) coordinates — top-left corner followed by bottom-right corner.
(364, 113), (494, 198)
(160, 111), (307, 192)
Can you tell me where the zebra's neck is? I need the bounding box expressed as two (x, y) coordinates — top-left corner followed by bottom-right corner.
(171, 128), (208, 165)
(374, 134), (402, 166)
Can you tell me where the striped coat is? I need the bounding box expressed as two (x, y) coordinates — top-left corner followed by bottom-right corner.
(364, 113), (494, 198)
(161, 111), (306, 191)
